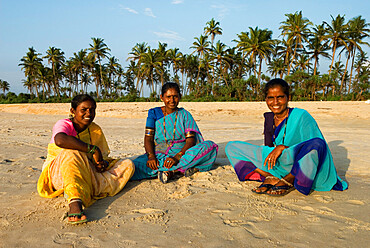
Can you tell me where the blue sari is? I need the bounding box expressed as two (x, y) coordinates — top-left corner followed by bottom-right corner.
(225, 108), (348, 195)
(132, 107), (218, 180)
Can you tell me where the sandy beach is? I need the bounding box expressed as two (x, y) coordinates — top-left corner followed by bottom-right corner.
(0, 101), (369, 248)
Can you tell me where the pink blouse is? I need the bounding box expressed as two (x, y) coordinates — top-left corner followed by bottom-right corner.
(50, 118), (77, 143)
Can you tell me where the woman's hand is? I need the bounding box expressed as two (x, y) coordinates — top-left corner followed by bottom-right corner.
(264, 145), (288, 170)
(92, 146), (108, 172)
(95, 160), (109, 173)
(164, 156), (179, 169)
(147, 156), (159, 170)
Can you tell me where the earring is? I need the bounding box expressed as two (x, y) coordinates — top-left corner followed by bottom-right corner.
(69, 113), (75, 118)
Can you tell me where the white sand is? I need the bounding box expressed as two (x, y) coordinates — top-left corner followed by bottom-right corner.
(0, 101), (369, 247)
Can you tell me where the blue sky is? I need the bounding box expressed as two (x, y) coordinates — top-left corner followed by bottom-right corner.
(1, 0), (369, 94)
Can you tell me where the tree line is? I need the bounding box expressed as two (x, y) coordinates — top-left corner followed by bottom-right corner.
(4, 11), (370, 103)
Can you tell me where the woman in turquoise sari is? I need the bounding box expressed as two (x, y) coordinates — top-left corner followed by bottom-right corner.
(225, 79), (348, 196)
(132, 82), (218, 183)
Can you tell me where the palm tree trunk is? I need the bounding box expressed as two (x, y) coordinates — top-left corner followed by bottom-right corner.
(340, 53), (351, 98)
(329, 41), (337, 75)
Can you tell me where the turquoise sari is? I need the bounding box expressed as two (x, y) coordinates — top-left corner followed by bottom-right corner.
(225, 108), (348, 195)
(132, 107), (218, 180)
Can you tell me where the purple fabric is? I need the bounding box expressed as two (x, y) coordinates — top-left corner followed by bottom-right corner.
(234, 161), (258, 181)
(291, 138), (328, 195)
(263, 112), (274, 147)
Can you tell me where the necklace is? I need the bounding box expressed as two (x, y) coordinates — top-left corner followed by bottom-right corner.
(272, 109), (289, 147)
(163, 108), (178, 147)
(274, 109), (289, 121)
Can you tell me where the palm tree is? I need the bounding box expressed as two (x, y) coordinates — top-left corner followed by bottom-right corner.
(0, 79), (10, 94)
(204, 18), (223, 47)
(140, 48), (163, 94)
(37, 65), (52, 99)
(346, 16), (370, 93)
(44, 47), (65, 98)
(155, 42), (168, 87)
(212, 40), (228, 88)
(127, 42), (148, 94)
(88, 37), (111, 98)
(280, 11), (312, 76)
(70, 49), (88, 93)
(323, 15), (349, 75)
(234, 27), (275, 83)
(19, 47), (43, 98)
(307, 24), (331, 75)
(267, 58), (286, 78)
(106, 56), (121, 94)
(167, 48), (183, 83)
(190, 35), (211, 85)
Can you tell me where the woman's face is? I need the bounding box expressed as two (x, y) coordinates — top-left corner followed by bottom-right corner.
(160, 87), (180, 112)
(71, 100), (96, 130)
(265, 85), (288, 116)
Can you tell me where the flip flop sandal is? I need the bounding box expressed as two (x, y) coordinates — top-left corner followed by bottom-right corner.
(266, 185), (295, 197)
(158, 171), (173, 184)
(64, 212), (88, 225)
(251, 183), (274, 194)
(184, 168), (198, 177)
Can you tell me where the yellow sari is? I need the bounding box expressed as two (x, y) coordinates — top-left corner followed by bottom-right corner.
(37, 122), (134, 207)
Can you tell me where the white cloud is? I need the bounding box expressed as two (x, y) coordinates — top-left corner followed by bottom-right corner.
(171, 0), (184, 4)
(119, 5), (138, 14)
(144, 8), (156, 18)
(211, 4), (229, 19)
(153, 30), (185, 41)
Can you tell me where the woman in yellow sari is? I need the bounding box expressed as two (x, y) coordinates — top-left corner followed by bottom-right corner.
(37, 94), (134, 224)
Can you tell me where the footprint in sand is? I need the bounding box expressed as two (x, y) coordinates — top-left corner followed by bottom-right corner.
(313, 195), (334, 203)
(131, 208), (168, 224)
(347, 200), (365, 205)
(306, 215), (320, 223)
(0, 218), (10, 227)
(53, 232), (100, 247)
(132, 208), (164, 214)
(116, 240), (137, 247)
(241, 222), (268, 239)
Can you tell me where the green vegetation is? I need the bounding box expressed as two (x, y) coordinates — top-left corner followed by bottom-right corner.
(3, 12), (369, 103)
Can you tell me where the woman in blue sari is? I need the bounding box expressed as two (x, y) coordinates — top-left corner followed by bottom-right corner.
(226, 79), (348, 196)
(132, 82), (218, 183)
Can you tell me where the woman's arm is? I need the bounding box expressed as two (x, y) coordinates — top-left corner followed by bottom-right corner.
(54, 132), (107, 172)
(144, 131), (159, 170)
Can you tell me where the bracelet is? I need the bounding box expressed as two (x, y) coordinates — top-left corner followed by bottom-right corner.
(147, 152), (155, 158)
(185, 131), (196, 138)
(87, 143), (90, 152)
(145, 128), (155, 136)
(175, 151), (184, 160)
(89, 145), (97, 154)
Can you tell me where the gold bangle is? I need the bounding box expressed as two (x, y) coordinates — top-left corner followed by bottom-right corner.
(145, 128), (155, 136)
(185, 131), (195, 138)
(147, 152), (155, 158)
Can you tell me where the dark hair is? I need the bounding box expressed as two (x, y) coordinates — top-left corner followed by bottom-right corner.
(161, 82), (181, 97)
(264, 78), (290, 98)
(71, 94), (96, 109)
